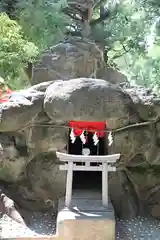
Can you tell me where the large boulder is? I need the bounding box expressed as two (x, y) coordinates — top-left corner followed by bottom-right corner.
(26, 152), (66, 202)
(0, 83), (66, 210)
(0, 132), (28, 182)
(109, 171), (139, 219)
(122, 167), (160, 219)
(0, 87), (45, 184)
(31, 38), (128, 86)
(97, 67), (128, 84)
(32, 38), (103, 85)
(108, 124), (159, 165)
(44, 78), (138, 129)
(0, 89), (44, 132)
(123, 84), (160, 121)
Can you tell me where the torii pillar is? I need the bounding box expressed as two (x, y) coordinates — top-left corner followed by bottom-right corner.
(56, 152), (120, 240)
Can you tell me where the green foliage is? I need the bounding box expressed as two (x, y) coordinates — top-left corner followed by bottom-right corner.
(16, 0), (70, 51)
(0, 13), (38, 89)
(104, 0), (160, 92)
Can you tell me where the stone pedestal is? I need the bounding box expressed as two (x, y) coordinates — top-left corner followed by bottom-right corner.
(56, 190), (115, 240)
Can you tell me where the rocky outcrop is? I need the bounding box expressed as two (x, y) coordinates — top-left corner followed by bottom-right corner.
(108, 171), (140, 220)
(31, 38), (127, 86)
(44, 78), (137, 128)
(9, 37), (160, 219)
(0, 82), (67, 211)
(97, 67), (128, 84)
(31, 38), (104, 85)
(0, 90), (43, 132)
(0, 78), (160, 219)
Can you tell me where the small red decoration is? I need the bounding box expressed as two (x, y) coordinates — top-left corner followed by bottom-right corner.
(0, 88), (12, 103)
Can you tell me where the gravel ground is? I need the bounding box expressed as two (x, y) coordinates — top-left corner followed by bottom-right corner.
(0, 212), (56, 238)
(116, 216), (160, 240)
(1, 214), (160, 239)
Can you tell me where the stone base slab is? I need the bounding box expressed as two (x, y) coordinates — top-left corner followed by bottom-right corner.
(56, 190), (115, 240)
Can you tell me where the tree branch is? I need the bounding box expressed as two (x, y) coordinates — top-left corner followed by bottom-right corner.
(112, 47), (132, 59)
(93, 0), (107, 10)
(90, 10), (110, 26)
(62, 7), (82, 21)
(91, 0), (120, 26)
